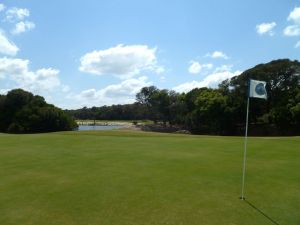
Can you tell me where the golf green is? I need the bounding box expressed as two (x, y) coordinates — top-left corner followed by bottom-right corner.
(0, 130), (299, 225)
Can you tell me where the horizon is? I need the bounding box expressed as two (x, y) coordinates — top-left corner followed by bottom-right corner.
(0, 0), (300, 109)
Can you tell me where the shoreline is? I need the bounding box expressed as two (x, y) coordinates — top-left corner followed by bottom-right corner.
(76, 121), (134, 126)
(77, 122), (190, 134)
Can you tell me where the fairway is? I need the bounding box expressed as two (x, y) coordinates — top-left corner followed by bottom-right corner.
(0, 131), (299, 225)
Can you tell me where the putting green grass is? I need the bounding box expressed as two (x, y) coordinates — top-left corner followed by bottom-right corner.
(0, 130), (299, 225)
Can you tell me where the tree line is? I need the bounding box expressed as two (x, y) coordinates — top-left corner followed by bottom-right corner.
(0, 89), (77, 133)
(66, 59), (300, 135)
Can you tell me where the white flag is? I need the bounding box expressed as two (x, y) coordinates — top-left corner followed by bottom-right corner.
(249, 79), (267, 99)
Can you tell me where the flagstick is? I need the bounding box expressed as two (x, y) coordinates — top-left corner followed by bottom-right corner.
(241, 97), (250, 200)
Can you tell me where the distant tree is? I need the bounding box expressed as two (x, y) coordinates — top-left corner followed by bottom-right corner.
(227, 59), (300, 132)
(136, 86), (160, 122)
(136, 86), (158, 106)
(65, 59), (300, 136)
(168, 91), (187, 125)
(136, 87), (186, 125)
(194, 89), (234, 134)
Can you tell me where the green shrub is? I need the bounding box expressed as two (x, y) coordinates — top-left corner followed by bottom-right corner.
(0, 89), (78, 133)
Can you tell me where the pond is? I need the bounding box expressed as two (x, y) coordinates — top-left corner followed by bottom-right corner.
(78, 125), (124, 131)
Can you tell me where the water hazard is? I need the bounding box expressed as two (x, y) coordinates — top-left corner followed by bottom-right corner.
(78, 125), (124, 131)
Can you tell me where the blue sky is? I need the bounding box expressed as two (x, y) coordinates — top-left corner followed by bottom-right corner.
(0, 0), (299, 109)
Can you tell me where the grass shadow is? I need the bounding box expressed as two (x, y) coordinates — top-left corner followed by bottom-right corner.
(244, 199), (281, 225)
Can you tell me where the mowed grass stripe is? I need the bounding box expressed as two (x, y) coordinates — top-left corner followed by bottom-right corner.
(0, 130), (299, 225)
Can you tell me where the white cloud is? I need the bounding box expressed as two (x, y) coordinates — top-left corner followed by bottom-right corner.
(80, 89), (97, 99)
(287, 7), (300, 24)
(0, 31), (19, 56)
(160, 76), (166, 82)
(0, 3), (5, 12)
(33, 68), (61, 91)
(256, 22), (276, 36)
(0, 57), (62, 94)
(188, 61), (202, 74)
(173, 70), (241, 93)
(188, 61), (213, 74)
(155, 66), (165, 74)
(206, 51), (229, 59)
(71, 76), (151, 107)
(6, 7), (30, 22)
(0, 89), (10, 95)
(214, 64), (233, 72)
(79, 44), (163, 79)
(295, 41), (300, 48)
(283, 25), (300, 36)
(284, 7), (300, 37)
(11, 21), (35, 35)
(0, 58), (28, 78)
(62, 85), (71, 93)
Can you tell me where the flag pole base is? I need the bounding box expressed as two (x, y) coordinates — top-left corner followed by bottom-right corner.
(239, 197), (246, 200)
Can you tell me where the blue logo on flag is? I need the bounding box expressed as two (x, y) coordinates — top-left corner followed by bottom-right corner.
(255, 83), (266, 95)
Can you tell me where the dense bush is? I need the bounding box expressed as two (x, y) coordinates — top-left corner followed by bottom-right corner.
(0, 89), (78, 133)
